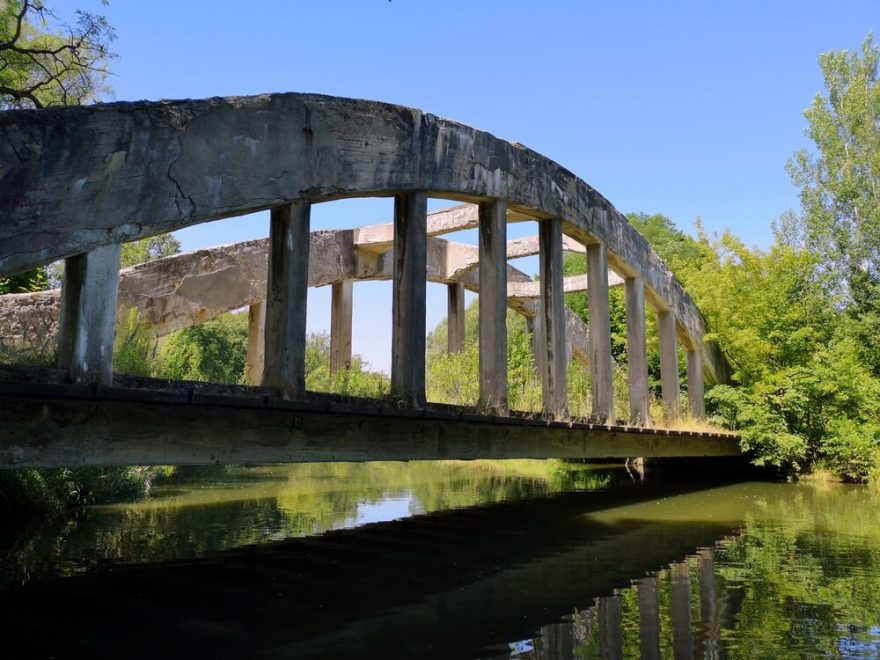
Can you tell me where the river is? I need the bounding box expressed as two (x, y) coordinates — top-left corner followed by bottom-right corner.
(1, 460), (879, 658)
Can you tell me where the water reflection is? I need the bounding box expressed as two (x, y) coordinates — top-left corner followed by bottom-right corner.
(2, 465), (880, 659)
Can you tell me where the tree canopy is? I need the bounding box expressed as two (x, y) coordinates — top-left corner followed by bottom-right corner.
(0, 0), (115, 109)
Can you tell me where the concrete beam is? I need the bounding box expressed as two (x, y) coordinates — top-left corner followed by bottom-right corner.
(56, 244), (121, 385)
(658, 310), (681, 421)
(625, 277), (650, 426)
(0, 389), (743, 468)
(330, 280), (353, 373)
(539, 218), (567, 419)
(587, 243), (614, 423)
(262, 202), (310, 399)
(478, 200), (508, 415)
(506, 273), (624, 301)
(391, 192), (427, 408)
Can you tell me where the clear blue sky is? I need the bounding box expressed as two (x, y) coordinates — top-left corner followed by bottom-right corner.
(67, 0), (877, 373)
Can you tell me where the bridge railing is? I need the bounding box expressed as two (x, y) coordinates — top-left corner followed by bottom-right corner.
(0, 93), (729, 425)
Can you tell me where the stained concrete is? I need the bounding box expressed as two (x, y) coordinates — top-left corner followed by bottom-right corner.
(0, 93), (728, 385)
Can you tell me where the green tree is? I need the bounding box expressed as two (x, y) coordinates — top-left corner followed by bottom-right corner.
(158, 313), (250, 384)
(0, 0), (115, 109)
(786, 34), (880, 308)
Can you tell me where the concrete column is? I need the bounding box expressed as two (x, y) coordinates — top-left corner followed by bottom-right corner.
(391, 192), (427, 408)
(687, 346), (706, 420)
(245, 300), (266, 385)
(625, 277), (650, 426)
(538, 218), (567, 418)
(587, 242), (614, 423)
(330, 280), (353, 373)
(671, 561), (694, 660)
(447, 282), (465, 354)
(657, 310), (681, 421)
(637, 576), (661, 660)
(478, 200), (508, 415)
(57, 244), (121, 385)
(262, 201), (310, 399)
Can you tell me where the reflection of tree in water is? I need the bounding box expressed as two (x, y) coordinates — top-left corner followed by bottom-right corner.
(0, 460), (617, 586)
(512, 484), (880, 659)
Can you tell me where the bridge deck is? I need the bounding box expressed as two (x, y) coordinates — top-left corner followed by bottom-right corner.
(0, 367), (740, 468)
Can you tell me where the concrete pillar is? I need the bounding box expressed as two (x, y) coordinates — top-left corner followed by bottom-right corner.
(478, 200), (508, 415)
(56, 244), (121, 385)
(245, 300), (266, 385)
(538, 218), (567, 418)
(447, 282), (465, 354)
(687, 346), (706, 420)
(262, 201), (310, 399)
(330, 280), (353, 373)
(587, 242), (614, 423)
(657, 310), (681, 421)
(671, 561), (694, 660)
(637, 576), (661, 660)
(391, 192), (427, 408)
(625, 277), (650, 426)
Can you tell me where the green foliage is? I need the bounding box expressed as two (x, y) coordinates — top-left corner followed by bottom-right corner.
(786, 34), (880, 305)
(0, 267), (48, 294)
(304, 331), (389, 397)
(0, 0), (115, 109)
(120, 234), (181, 268)
(823, 418), (880, 483)
(112, 308), (156, 377)
(158, 313), (249, 384)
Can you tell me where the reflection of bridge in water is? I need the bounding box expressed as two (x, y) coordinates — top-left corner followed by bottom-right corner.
(0, 93), (740, 467)
(0, 477), (748, 658)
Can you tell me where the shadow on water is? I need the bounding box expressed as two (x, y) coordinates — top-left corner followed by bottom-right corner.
(0, 466), (752, 659)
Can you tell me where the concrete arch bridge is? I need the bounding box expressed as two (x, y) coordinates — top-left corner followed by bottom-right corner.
(0, 93), (739, 467)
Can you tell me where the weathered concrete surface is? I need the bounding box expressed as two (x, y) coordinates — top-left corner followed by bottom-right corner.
(0, 290), (60, 355)
(0, 386), (742, 468)
(447, 282), (465, 354)
(587, 243), (614, 422)
(658, 311), (681, 421)
(390, 192), (427, 407)
(478, 200), (508, 415)
(262, 202), (310, 399)
(330, 280), (353, 372)
(56, 245), (121, 385)
(625, 277), (650, 425)
(539, 218), (567, 418)
(0, 93), (728, 385)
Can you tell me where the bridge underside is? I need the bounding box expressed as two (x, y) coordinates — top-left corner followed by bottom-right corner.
(0, 369), (740, 469)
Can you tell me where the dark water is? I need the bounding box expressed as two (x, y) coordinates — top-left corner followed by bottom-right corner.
(1, 460), (879, 659)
